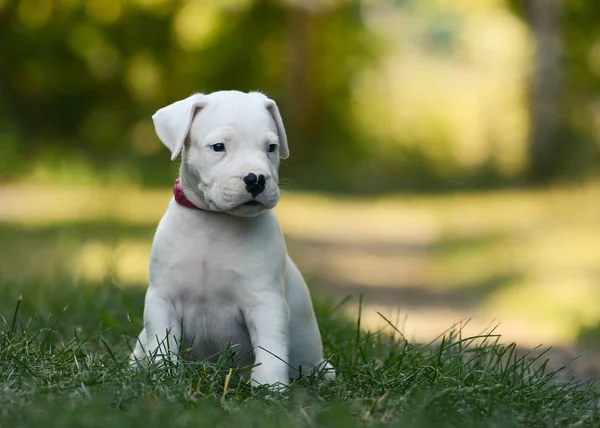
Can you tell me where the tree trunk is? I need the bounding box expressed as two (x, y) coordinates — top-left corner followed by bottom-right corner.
(284, 6), (313, 162)
(527, 0), (563, 181)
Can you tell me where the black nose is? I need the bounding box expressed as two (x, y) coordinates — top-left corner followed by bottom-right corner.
(243, 173), (266, 197)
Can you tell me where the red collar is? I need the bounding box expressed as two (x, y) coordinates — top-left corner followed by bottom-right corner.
(173, 178), (199, 209)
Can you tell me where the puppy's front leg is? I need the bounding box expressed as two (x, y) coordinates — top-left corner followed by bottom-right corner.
(135, 292), (181, 366)
(243, 294), (290, 388)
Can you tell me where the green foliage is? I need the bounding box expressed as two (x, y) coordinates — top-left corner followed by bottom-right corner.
(507, 0), (600, 181)
(1, 0), (600, 191)
(0, 0), (378, 190)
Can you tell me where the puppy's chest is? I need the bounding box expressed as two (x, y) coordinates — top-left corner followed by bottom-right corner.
(153, 220), (283, 298)
(178, 296), (252, 362)
(151, 207), (287, 313)
(164, 245), (272, 298)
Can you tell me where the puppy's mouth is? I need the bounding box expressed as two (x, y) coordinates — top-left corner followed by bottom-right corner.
(242, 200), (263, 207)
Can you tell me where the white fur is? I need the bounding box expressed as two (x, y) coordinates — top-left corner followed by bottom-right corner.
(131, 90), (334, 387)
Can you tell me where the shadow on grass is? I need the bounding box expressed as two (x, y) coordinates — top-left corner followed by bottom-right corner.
(287, 233), (505, 257)
(0, 277), (146, 352)
(0, 220), (519, 324)
(0, 220), (156, 241)
(315, 273), (518, 311)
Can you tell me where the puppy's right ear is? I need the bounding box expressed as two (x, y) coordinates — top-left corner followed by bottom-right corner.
(152, 93), (206, 161)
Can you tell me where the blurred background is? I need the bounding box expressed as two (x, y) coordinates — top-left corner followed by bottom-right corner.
(1, 0), (600, 360)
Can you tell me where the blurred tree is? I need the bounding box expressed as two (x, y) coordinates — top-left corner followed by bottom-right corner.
(0, 0), (378, 190)
(2, 0), (598, 191)
(526, 0), (562, 181)
(508, 0), (600, 182)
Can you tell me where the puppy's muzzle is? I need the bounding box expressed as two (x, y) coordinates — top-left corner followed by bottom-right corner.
(243, 173), (266, 198)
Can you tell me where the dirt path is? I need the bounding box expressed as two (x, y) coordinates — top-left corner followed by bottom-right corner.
(285, 234), (600, 387)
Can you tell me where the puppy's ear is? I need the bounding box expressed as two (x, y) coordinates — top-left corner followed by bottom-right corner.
(251, 92), (289, 159)
(152, 93), (206, 161)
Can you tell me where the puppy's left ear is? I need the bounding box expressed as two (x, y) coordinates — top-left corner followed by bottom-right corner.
(252, 92), (289, 159)
(152, 93), (207, 161)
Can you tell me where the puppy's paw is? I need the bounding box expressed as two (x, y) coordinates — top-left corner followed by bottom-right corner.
(317, 361), (335, 382)
(129, 356), (144, 369)
(250, 365), (289, 390)
(314, 360), (336, 382)
(129, 349), (148, 369)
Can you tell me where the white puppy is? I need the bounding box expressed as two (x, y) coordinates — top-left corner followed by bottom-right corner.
(130, 90), (334, 387)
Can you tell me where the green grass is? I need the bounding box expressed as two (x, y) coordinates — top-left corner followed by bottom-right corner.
(1, 209), (599, 427)
(1, 278), (599, 428)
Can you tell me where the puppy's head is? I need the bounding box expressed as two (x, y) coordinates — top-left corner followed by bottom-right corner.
(153, 90), (289, 217)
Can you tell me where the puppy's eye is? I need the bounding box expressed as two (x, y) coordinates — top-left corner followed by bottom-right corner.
(210, 143), (226, 152)
(268, 143), (277, 153)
